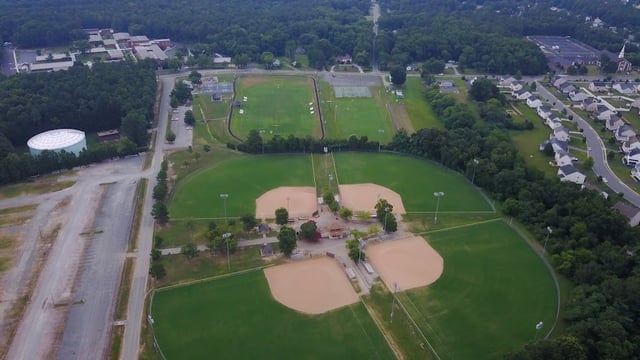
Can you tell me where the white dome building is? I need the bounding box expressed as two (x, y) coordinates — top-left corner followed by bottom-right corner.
(27, 129), (87, 156)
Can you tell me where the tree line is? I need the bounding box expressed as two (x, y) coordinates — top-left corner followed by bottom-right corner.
(233, 79), (640, 358)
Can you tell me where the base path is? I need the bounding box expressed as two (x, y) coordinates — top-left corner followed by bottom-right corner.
(339, 183), (406, 214)
(256, 186), (317, 220)
(367, 236), (443, 291)
(264, 257), (359, 314)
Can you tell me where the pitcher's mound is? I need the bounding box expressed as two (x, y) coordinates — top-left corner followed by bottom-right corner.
(339, 183), (406, 214)
(256, 186), (317, 220)
(264, 257), (359, 314)
(367, 236), (443, 292)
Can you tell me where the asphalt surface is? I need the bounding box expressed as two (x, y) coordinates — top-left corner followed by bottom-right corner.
(56, 180), (138, 360)
(1, 46), (17, 76)
(537, 83), (640, 207)
(165, 105), (194, 150)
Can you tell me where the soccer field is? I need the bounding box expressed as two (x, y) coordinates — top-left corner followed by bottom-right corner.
(151, 270), (395, 359)
(333, 152), (493, 212)
(400, 221), (557, 359)
(230, 75), (321, 139)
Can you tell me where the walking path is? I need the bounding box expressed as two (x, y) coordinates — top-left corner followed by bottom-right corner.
(159, 237), (279, 255)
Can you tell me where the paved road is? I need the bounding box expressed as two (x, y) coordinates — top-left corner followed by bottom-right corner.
(537, 83), (640, 207)
(1, 46), (17, 76)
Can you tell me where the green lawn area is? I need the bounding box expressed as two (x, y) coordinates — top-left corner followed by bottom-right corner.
(333, 152), (493, 212)
(152, 270), (395, 360)
(169, 154), (314, 219)
(0, 177), (75, 200)
(401, 221), (557, 359)
(403, 77), (442, 130)
(230, 75), (320, 139)
(509, 103), (556, 177)
(622, 109), (640, 130)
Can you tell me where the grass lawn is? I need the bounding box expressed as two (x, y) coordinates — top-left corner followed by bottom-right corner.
(401, 221), (557, 359)
(151, 270), (395, 360)
(403, 77), (442, 130)
(333, 152), (493, 212)
(622, 109), (640, 130)
(509, 104), (556, 177)
(169, 154), (314, 219)
(0, 177), (75, 200)
(230, 75), (320, 139)
(319, 81), (394, 142)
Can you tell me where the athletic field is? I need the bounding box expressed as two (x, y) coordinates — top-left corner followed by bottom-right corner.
(151, 270), (395, 359)
(400, 221), (557, 359)
(230, 76), (320, 139)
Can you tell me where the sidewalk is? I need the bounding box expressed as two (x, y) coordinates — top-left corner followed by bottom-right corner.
(159, 236), (279, 255)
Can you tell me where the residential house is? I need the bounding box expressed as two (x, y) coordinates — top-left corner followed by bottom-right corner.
(537, 106), (552, 119)
(613, 202), (640, 226)
(552, 126), (570, 142)
(624, 148), (640, 166)
(589, 81), (610, 92)
(622, 137), (640, 153)
(559, 82), (577, 95)
(336, 55), (352, 64)
(631, 98), (640, 110)
(540, 138), (569, 153)
(509, 81), (524, 92)
(632, 164), (640, 181)
(112, 32), (130, 41)
(613, 83), (637, 95)
(553, 77), (567, 88)
(499, 76), (518, 86)
(555, 149), (573, 167)
(570, 90), (591, 102)
(526, 96), (543, 108)
(513, 88), (532, 100)
(557, 165), (586, 185)
(606, 115), (625, 131)
(616, 124), (636, 142)
(127, 35), (150, 48)
(546, 115), (563, 129)
(594, 105), (616, 121)
(583, 97), (599, 111)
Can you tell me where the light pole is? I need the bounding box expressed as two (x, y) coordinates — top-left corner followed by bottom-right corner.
(358, 238), (365, 264)
(384, 207), (390, 232)
(534, 321), (544, 341)
(222, 232), (232, 270)
(542, 226), (552, 254)
(433, 192), (444, 224)
(220, 193), (229, 224)
(471, 158), (479, 185)
(378, 129), (384, 152)
(259, 130), (265, 154)
(390, 281), (398, 323)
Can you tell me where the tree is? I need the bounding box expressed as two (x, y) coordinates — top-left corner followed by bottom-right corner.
(240, 214), (258, 231)
(346, 238), (365, 263)
(188, 70), (202, 84)
(170, 97), (179, 109)
(374, 199), (393, 220)
(469, 79), (503, 103)
(275, 207), (289, 225)
(120, 110), (149, 147)
(338, 207), (353, 220)
(384, 214), (398, 232)
(166, 129), (176, 143)
(171, 81), (192, 104)
(184, 110), (196, 126)
(421, 58), (445, 74)
(151, 202), (169, 224)
(261, 52), (275, 68)
(299, 220), (320, 242)
(389, 66), (407, 86)
(277, 226), (297, 256)
(150, 248), (161, 261)
(181, 243), (199, 261)
(149, 263), (166, 279)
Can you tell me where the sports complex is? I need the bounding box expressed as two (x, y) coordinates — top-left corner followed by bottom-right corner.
(149, 73), (560, 359)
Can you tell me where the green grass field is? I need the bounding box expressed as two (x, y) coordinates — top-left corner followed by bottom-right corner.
(400, 221), (557, 359)
(509, 103), (556, 177)
(333, 152), (493, 212)
(230, 76), (320, 139)
(319, 81), (394, 142)
(169, 154), (314, 219)
(404, 77), (442, 130)
(152, 270), (395, 360)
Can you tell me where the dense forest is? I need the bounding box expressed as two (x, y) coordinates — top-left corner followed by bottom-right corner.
(0, 60), (156, 184)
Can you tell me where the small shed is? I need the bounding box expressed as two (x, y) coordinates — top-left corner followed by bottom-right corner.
(260, 243), (274, 257)
(212, 93), (221, 101)
(233, 100), (243, 108)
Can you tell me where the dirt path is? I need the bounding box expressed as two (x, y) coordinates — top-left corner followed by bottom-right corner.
(387, 103), (414, 133)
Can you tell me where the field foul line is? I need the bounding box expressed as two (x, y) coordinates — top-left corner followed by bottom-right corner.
(155, 264), (273, 292)
(310, 153), (318, 191)
(395, 297), (441, 360)
(360, 299), (404, 360)
(416, 218), (502, 236)
(348, 305), (388, 360)
(331, 152), (341, 186)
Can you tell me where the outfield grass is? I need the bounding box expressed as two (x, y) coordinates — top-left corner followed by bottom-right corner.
(230, 76), (320, 139)
(402, 221), (557, 359)
(169, 154), (314, 218)
(404, 78), (442, 130)
(333, 152), (493, 212)
(152, 270), (395, 359)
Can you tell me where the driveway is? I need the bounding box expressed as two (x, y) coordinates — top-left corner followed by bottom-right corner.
(537, 83), (640, 207)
